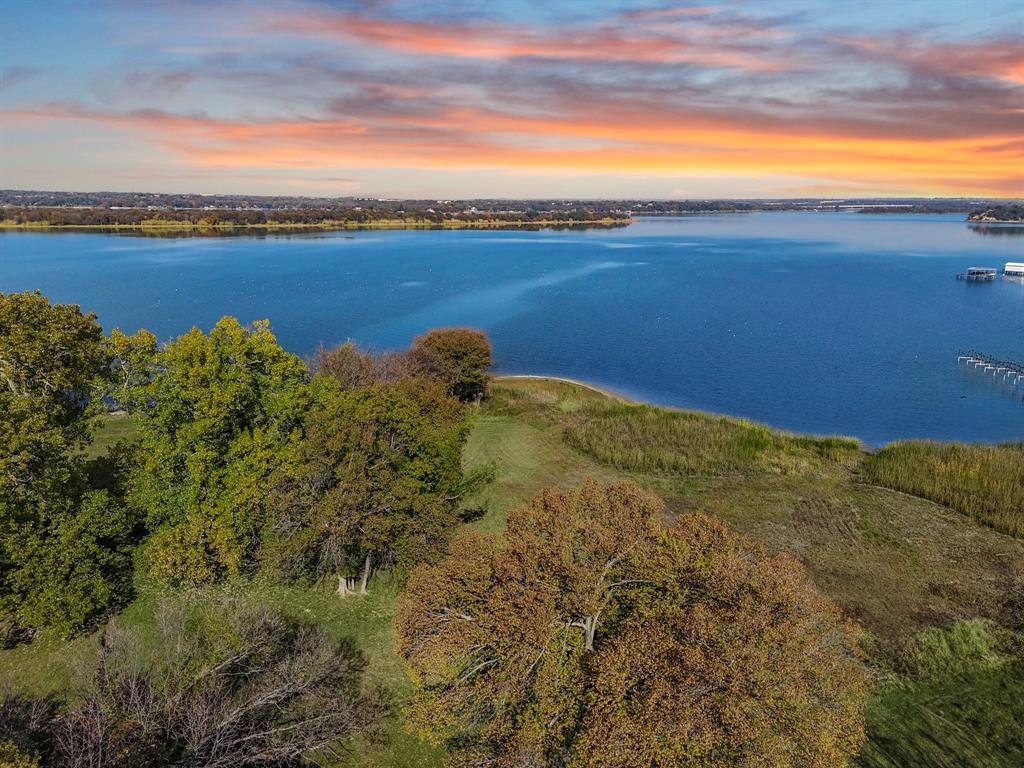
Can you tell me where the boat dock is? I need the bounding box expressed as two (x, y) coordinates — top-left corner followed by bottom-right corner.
(956, 264), (1024, 280)
(957, 351), (1024, 385)
(956, 267), (997, 282)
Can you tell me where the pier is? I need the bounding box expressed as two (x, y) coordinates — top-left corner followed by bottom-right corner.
(957, 351), (1024, 386)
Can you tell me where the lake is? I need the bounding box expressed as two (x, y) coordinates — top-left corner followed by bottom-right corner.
(2, 213), (1022, 445)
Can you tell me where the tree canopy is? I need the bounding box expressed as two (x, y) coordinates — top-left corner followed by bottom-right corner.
(412, 328), (493, 402)
(119, 317), (311, 585)
(397, 480), (871, 767)
(0, 290), (106, 505)
(1, 291), (137, 636)
(267, 378), (469, 595)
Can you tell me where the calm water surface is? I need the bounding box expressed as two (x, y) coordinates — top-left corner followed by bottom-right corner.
(3, 213), (1023, 445)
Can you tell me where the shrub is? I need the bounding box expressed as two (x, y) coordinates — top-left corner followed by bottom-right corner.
(39, 597), (385, 767)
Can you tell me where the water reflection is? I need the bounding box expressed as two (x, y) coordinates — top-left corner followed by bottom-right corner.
(968, 224), (1024, 238)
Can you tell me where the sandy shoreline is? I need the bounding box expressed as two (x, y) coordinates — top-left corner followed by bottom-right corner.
(495, 374), (635, 403)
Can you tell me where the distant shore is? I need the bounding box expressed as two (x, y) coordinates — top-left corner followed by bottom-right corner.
(0, 217), (629, 233)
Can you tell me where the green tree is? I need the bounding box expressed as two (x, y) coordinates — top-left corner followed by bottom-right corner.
(1, 291), (136, 636)
(121, 317), (311, 585)
(412, 328), (493, 402)
(5, 490), (138, 637)
(268, 378), (468, 596)
(0, 290), (106, 505)
(397, 480), (870, 767)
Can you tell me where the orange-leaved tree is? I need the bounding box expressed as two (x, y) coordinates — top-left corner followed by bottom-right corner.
(412, 328), (493, 402)
(396, 480), (871, 768)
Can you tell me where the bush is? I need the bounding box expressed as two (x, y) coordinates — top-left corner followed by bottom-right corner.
(7, 597), (386, 767)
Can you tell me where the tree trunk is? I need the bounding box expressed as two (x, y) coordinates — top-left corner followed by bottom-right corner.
(359, 553), (373, 596)
(337, 573), (358, 598)
(570, 615), (599, 651)
(583, 615), (597, 652)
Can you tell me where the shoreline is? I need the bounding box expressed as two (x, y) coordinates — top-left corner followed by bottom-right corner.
(495, 374), (636, 403)
(494, 375), (889, 450)
(0, 217), (629, 233)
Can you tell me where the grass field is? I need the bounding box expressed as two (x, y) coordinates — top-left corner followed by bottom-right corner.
(84, 411), (139, 458)
(4, 377), (1022, 766)
(480, 379), (1023, 645)
(859, 620), (1024, 768)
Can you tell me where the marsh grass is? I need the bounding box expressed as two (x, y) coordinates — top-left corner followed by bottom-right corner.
(862, 441), (1024, 537)
(563, 402), (860, 477)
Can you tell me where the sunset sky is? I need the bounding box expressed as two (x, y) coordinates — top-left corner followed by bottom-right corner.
(2, 0), (1022, 199)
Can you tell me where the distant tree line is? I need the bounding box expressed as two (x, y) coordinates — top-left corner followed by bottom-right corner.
(0, 206), (626, 227)
(3, 189), (1012, 227)
(0, 290), (873, 766)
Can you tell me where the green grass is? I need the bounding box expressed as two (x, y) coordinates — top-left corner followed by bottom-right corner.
(564, 401), (860, 476)
(460, 412), (622, 532)
(84, 412), (139, 458)
(859, 620), (1024, 767)
(862, 441), (1024, 538)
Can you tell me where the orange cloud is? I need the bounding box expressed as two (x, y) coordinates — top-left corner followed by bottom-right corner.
(10, 101), (1019, 197)
(268, 12), (788, 71)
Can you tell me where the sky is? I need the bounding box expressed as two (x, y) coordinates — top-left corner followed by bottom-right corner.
(1, 0), (1022, 199)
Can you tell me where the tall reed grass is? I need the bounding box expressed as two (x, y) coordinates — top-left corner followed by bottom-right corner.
(564, 403), (859, 476)
(863, 441), (1024, 538)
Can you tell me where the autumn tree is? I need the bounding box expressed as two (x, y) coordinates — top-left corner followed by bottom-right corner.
(119, 317), (311, 585)
(412, 328), (493, 402)
(316, 340), (439, 390)
(267, 378), (468, 596)
(0, 291), (138, 636)
(397, 480), (871, 768)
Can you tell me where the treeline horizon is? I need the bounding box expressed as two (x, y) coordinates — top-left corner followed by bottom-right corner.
(3, 189), (1017, 226)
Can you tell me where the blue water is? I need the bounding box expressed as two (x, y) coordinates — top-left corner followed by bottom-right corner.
(2, 213), (1023, 445)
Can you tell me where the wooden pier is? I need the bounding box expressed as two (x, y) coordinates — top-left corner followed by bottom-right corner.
(957, 350), (1024, 386)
